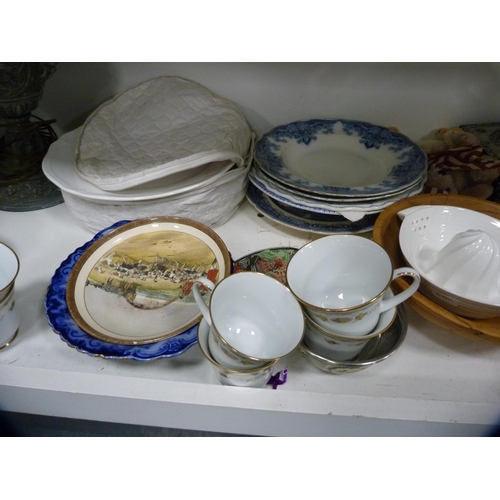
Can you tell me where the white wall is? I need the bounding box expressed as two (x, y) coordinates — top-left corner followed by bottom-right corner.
(37, 62), (500, 141)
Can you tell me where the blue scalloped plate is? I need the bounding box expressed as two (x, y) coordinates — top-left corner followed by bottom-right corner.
(45, 221), (198, 361)
(255, 119), (427, 198)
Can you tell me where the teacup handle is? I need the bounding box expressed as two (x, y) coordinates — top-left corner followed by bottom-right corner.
(379, 267), (421, 313)
(192, 277), (216, 326)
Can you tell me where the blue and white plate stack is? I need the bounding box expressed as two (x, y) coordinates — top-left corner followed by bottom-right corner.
(247, 119), (427, 234)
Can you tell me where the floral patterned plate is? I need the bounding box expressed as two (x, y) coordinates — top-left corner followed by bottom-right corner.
(45, 221), (199, 360)
(254, 119), (427, 198)
(233, 247), (298, 284)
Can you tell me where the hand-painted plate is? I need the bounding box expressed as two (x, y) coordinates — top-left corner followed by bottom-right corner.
(66, 216), (232, 345)
(233, 247), (298, 284)
(255, 119), (427, 198)
(45, 221), (199, 360)
(246, 183), (378, 234)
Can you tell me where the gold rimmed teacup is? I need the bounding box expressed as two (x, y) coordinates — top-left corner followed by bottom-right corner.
(197, 319), (278, 388)
(0, 242), (20, 349)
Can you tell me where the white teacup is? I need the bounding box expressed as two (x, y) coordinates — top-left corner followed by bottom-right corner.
(197, 318), (278, 388)
(192, 272), (304, 370)
(286, 235), (420, 336)
(303, 292), (398, 361)
(0, 242), (20, 349)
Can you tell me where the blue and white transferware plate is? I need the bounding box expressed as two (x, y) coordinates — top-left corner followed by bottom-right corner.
(246, 183), (377, 234)
(254, 119), (427, 198)
(248, 164), (426, 217)
(45, 221), (198, 360)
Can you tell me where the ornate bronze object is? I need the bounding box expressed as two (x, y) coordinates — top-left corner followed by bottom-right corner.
(0, 62), (63, 211)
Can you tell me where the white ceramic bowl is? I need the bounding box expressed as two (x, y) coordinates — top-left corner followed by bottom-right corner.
(197, 319), (277, 388)
(43, 126), (253, 233)
(398, 205), (500, 319)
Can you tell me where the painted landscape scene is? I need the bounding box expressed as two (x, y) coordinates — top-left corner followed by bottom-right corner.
(83, 230), (219, 338)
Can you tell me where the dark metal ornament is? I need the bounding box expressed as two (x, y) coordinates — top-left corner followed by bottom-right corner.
(0, 62), (63, 211)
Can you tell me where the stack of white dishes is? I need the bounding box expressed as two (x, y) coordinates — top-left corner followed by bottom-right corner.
(42, 76), (254, 233)
(247, 119), (427, 234)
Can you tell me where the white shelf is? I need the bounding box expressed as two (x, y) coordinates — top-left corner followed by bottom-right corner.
(1, 200), (500, 436)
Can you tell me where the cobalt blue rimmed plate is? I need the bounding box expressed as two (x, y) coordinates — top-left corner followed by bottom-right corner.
(45, 221), (198, 361)
(254, 119), (427, 198)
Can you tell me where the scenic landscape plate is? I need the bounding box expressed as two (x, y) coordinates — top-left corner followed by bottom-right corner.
(254, 119), (427, 198)
(66, 216), (232, 345)
(45, 221), (199, 360)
